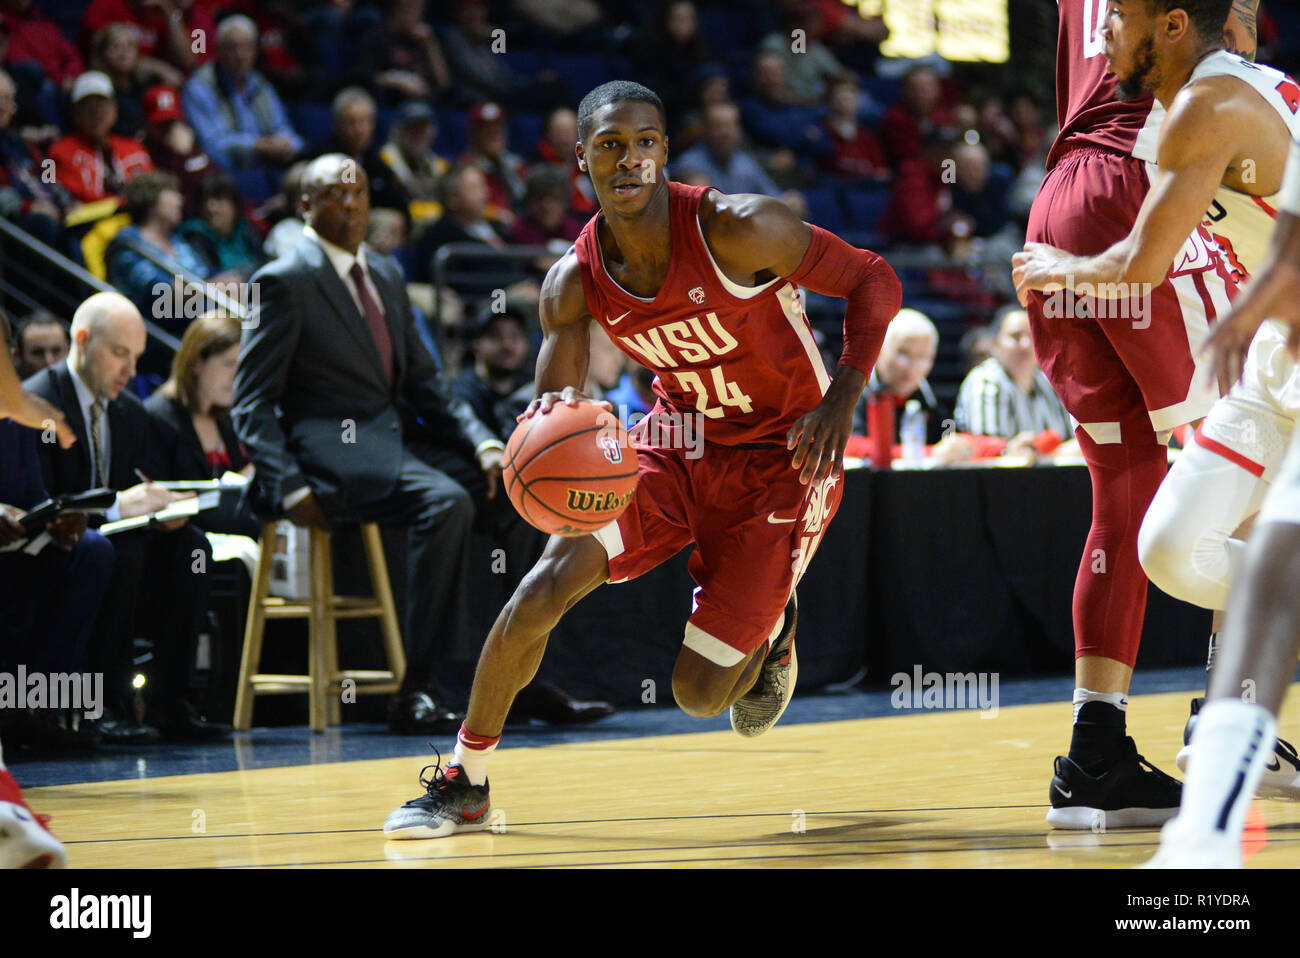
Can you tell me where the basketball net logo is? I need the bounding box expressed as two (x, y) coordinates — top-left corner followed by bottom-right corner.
(598, 432), (623, 464)
(688, 286), (705, 305)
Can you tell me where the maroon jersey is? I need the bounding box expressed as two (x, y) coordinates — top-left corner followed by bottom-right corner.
(1047, 0), (1162, 170)
(574, 182), (830, 446)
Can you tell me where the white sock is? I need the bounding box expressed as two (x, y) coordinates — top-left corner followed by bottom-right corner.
(1072, 688), (1129, 723)
(1178, 699), (1277, 842)
(452, 726), (499, 787)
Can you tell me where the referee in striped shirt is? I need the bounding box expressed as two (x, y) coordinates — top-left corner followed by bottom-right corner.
(955, 305), (1073, 441)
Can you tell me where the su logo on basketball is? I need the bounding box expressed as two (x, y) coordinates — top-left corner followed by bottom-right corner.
(566, 489), (635, 514)
(598, 433), (623, 464)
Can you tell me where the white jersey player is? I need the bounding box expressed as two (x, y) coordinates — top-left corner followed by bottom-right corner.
(1135, 50), (1300, 793)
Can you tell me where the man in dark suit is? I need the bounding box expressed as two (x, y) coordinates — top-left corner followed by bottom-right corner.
(0, 312), (114, 751)
(234, 153), (612, 732)
(24, 292), (229, 743)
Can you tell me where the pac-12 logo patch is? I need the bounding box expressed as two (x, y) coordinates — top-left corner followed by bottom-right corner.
(598, 432), (623, 464)
(688, 286), (705, 304)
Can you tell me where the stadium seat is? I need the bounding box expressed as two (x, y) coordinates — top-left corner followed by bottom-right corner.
(510, 111), (545, 154)
(435, 109), (469, 158)
(803, 187), (846, 233)
(549, 53), (613, 101)
(291, 102), (335, 147)
(842, 185), (890, 233)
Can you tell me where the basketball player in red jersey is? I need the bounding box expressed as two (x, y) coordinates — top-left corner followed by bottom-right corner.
(1006, 0), (1249, 830)
(384, 80), (901, 838)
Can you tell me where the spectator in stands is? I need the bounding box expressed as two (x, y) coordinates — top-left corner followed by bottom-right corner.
(532, 105), (594, 215)
(821, 73), (888, 181)
(2, 0), (82, 93)
(739, 50), (828, 168)
(413, 161), (508, 287)
(106, 171), (212, 342)
(460, 101), (526, 225)
(80, 0), (215, 75)
(674, 63), (731, 151)
(605, 363), (657, 423)
(881, 132), (976, 246)
(438, 0), (568, 110)
(90, 23), (166, 140)
(758, 3), (849, 106)
(955, 305), (1072, 442)
(144, 311), (258, 538)
(13, 309), (68, 378)
(959, 323), (995, 374)
(949, 137), (1011, 238)
(379, 101), (449, 229)
(802, 0), (887, 73)
(673, 101), (777, 197)
(880, 66), (954, 171)
(24, 290), (229, 743)
(451, 305), (531, 440)
(309, 86), (409, 215)
(177, 174), (264, 281)
(262, 160), (307, 260)
(508, 166), (583, 272)
(0, 311), (113, 751)
(140, 84), (212, 217)
(627, 1), (712, 124)
(852, 307), (949, 445)
(48, 70), (154, 205)
(585, 321), (626, 401)
(0, 67), (68, 246)
(366, 207), (407, 259)
(354, 0), (451, 107)
(181, 15), (301, 178)
(1008, 91), (1051, 169)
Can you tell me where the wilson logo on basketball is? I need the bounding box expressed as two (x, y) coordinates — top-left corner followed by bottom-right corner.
(598, 433), (623, 464)
(688, 286), (705, 304)
(566, 489), (635, 513)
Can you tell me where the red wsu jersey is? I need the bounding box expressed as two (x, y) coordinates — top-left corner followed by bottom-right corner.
(574, 182), (831, 446)
(1047, 0), (1163, 170)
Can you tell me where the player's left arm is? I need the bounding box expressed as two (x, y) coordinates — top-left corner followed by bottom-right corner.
(1013, 83), (1246, 302)
(704, 193), (902, 484)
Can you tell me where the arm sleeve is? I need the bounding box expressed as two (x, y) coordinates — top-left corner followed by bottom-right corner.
(784, 224), (902, 376)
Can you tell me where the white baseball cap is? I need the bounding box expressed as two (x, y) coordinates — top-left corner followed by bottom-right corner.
(71, 71), (115, 103)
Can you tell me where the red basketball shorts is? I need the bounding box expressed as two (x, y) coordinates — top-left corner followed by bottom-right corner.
(1025, 147), (1232, 443)
(591, 404), (844, 667)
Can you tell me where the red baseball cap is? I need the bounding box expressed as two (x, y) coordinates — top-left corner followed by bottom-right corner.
(468, 101), (507, 127)
(144, 85), (183, 125)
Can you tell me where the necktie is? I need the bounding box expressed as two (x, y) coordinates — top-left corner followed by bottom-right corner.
(350, 262), (393, 384)
(89, 399), (107, 487)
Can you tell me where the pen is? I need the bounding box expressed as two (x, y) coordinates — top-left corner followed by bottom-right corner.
(134, 468), (151, 484)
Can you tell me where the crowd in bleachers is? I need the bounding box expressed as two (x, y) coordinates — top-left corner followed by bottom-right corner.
(2, 0), (1298, 756)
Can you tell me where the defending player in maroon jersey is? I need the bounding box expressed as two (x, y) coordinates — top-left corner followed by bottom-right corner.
(383, 80), (901, 839)
(1012, 0), (1250, 831)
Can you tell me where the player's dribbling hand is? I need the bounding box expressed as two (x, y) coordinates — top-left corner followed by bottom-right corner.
(518, 386), (613, 421)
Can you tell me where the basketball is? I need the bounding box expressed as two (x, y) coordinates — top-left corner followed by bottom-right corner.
(503, 402), (640, 536)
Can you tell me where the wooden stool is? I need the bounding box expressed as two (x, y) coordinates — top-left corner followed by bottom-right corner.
(234, 522), (406, 733)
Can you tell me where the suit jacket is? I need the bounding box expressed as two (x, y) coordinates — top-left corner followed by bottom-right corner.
(23, 361), (166, 498)
(0, 419), (50, 511)
(144, 392), (259, 537)
(232, 235), (497, 516)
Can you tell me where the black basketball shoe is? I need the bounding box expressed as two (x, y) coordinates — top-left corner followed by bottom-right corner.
(383, 750), (492, 839)
(1046, 736), (1182, 829)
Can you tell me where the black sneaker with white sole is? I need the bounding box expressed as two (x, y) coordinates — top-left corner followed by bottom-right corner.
(383, 750), (492, 839)
(1046, 736), (1182, 829)
(730, 591), (797, 738)
(1176, 695), (1300, 799)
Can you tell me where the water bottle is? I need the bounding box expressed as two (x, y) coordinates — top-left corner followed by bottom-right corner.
(900, 399), (927, 467)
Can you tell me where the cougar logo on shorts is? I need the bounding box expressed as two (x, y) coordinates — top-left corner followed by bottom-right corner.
(598, 432), (623, 464)
(566, 489), (635, 514)
(688, 286), (705, 304)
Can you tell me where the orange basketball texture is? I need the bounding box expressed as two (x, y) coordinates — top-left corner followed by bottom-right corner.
(503, 403), (640, 536)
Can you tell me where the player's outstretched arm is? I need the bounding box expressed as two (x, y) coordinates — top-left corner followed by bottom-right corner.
(704, 192), (902, 483)
(519, 247), (612, 421)
(1013, 82), (1254, 303)
(1206, 207), (1300, 385)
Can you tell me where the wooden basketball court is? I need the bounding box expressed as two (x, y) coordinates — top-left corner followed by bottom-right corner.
(25, 687), (1300, 868)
